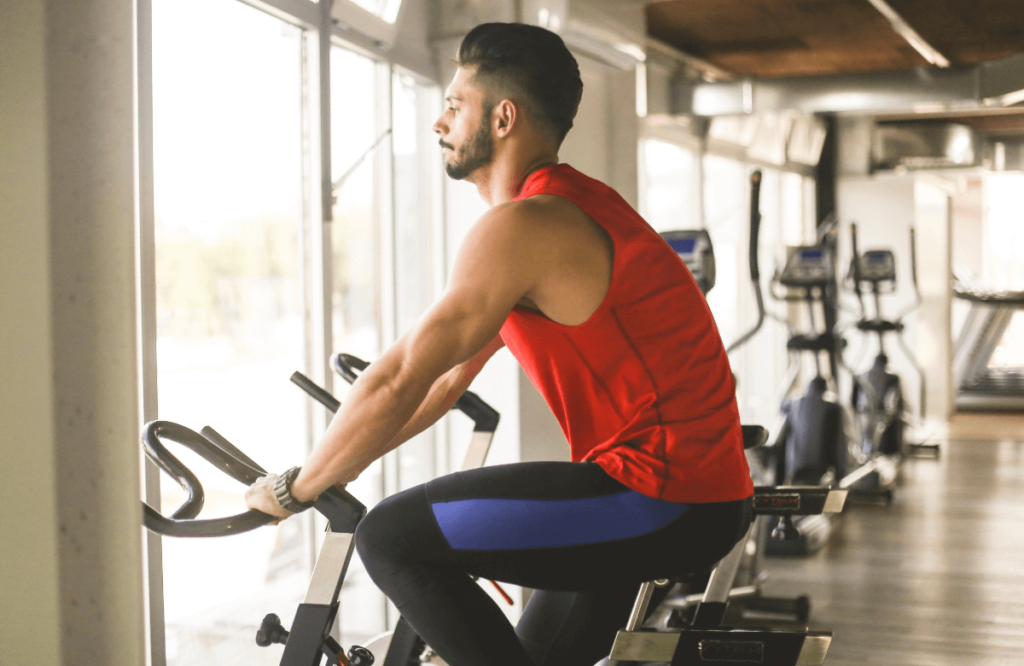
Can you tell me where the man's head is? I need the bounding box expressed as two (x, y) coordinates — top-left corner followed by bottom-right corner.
(434, 23), (583, 181)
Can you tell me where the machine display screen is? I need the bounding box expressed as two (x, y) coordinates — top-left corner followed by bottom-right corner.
(669, 238), (697, 255)
(868, 253), (888, 264)
(801, 249), (823, 261)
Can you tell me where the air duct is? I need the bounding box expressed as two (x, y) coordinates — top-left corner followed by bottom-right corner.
(872, 122), (977, 170)
(672, 53), (1024, 117)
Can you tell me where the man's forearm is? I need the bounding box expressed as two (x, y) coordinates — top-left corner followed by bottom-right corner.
(374, 366), (466, 459)
(289, 343), (437, 501)
(288, 325), (502, 503)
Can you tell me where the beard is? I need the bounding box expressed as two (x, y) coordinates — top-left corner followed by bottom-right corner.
(442, 118), (495, 180)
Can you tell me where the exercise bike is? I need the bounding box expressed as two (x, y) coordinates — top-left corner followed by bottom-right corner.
(144, 422), (845, 666)
(141, 353), (499, 666)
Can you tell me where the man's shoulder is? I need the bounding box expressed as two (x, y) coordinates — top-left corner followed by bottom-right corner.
(483, 196), (582, 237)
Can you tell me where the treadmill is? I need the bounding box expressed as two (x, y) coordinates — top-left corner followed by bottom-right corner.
(952, 279), (1024, 412)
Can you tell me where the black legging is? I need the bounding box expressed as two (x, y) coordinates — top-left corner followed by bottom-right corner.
(355, 461), (751, 666)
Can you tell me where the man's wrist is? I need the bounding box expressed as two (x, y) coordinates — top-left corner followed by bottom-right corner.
(274, 467), (317, 513)
(289, 469), (319, 504)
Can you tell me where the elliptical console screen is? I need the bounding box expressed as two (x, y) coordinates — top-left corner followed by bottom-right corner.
(780, 245), (835, 287)
(857, 250), (896, 283)
(668, 238), (697, 255)
(659, 230), (715, 295)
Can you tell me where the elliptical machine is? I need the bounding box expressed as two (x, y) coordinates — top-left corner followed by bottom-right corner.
(760, 222), (849, 554)
(839, 224), (936, 494)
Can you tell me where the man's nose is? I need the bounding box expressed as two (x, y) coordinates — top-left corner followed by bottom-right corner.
(432, 115), (446, 136)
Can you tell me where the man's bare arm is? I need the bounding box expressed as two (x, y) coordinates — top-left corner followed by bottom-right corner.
(288, 204), (550, 502)
(366, 333), (505, 462)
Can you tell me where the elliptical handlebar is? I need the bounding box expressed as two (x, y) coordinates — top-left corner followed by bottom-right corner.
(748, 170), (763, 283)
(910, 227), (919, 294)
(726, 170), (766, 354)
(895, 226), (925, 320)
(849, 222), (866, 318)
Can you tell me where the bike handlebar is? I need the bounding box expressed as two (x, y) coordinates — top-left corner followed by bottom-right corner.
(328, 352), (500, 432)
(142, 420), (368, 538)
(141, 421), (276, 538)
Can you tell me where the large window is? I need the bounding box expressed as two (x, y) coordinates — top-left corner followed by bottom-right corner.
(702, 154), (747, 348)
(329, 44), (388, 647)
(984, 174), (1024, 369)
(151, 0), (312, 663)
(639, 138), (697, 232)
(328, 46), (444, 647)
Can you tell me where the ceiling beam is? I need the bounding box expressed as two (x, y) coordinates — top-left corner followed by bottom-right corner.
(862, 0), (950, 67)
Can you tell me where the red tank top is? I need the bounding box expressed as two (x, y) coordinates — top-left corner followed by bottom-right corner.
(499, 164), (753, 503)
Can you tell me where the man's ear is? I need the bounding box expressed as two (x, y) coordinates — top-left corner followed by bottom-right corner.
(494, 99), (517, 138)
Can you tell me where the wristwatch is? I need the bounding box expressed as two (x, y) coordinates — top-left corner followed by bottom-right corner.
(274, 466), (316, 513)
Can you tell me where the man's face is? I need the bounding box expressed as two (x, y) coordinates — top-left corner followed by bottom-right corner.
(433, 67), (495, 181)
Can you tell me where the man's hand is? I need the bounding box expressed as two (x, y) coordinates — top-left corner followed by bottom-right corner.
(245, 474), (291, 523)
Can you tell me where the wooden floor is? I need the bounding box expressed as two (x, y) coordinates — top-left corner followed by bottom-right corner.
(763, 417), (1024, 666)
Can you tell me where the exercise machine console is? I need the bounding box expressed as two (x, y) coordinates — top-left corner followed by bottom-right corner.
(660, 229), (716, 296)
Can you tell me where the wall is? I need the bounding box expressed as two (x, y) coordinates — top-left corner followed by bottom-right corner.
(0, 0), (147, 663)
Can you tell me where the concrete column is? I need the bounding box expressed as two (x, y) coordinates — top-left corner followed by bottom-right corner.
(915, 179), (953, 423)
(0, 1), (62, 663)
(1, 0), (146, 663)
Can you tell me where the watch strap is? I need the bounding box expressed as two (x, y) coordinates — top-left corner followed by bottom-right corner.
(274, 466), (316, 513)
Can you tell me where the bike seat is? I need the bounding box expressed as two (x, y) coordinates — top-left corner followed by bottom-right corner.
(742, 425), (768, 450)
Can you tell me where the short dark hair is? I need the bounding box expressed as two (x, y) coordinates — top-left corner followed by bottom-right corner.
(456, 23), (583, 145)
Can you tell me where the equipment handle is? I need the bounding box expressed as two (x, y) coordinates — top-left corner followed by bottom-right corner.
(909, 227), (919, 294)
(726, 170), (766, 354)
(328, 353), (499, 432)
(331, 353), (368, 385)
(454, 390), (501, 432)
(748, 170), (762, 281)
(291, 372), (342, 412)
(850, 222), (866, 316)
(141, 420), (277, 537)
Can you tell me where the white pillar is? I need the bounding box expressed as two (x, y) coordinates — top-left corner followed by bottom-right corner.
(0, 1), (62, 662)
(1, 0), (146, 663)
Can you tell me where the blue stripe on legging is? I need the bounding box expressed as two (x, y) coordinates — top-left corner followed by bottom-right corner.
(431, 491), (689, 551)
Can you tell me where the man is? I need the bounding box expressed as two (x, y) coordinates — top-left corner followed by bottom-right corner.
(247, 22), (753, 666)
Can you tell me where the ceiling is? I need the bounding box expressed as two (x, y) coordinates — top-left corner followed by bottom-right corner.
(645, 0), (1024, 78)
(645, 0), (1024, 133)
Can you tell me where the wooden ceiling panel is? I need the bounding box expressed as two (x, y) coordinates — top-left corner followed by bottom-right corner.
(887, 0), (1024, 65)
(646, 0), (1024, 77)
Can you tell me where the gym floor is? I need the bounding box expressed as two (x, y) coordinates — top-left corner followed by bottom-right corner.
(765, 415), (1024, 666)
